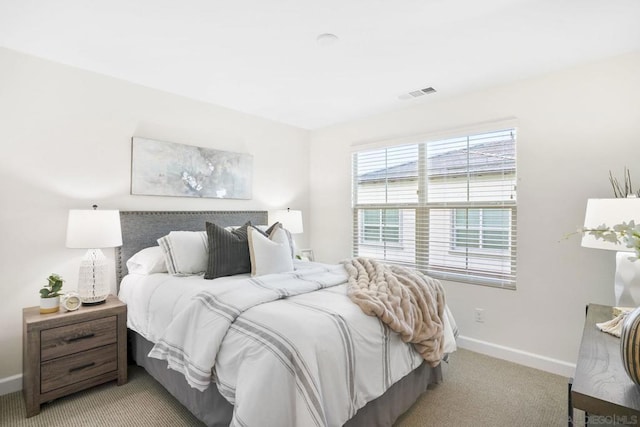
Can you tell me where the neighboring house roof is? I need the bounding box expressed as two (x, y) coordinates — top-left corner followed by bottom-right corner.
(358, 139), (515, 182)
(359, 160), (418, 182)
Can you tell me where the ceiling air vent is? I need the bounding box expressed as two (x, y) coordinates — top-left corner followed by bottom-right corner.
(398, 87), (436, 100)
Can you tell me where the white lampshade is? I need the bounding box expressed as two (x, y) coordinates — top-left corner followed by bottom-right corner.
(66, 209), (123, 248)
(582, 198), (640, 252)
(269, 209), (304, 234)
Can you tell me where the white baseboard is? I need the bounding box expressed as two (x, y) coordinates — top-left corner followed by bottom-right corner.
(457, 335), (576, 378)
(0, 373), (22, 396)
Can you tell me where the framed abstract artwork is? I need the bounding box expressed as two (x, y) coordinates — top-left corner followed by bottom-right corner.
(131, 137), (252, 199)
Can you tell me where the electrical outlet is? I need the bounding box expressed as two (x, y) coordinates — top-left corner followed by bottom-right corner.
(474, 308), (485, 323)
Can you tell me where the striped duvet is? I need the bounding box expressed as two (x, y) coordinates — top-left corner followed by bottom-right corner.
(119, 261), (456, 427)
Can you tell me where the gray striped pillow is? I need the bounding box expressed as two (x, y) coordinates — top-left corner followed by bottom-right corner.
(204, 221), (252, 279)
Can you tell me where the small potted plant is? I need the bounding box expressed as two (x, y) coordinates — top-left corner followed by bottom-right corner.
(40, 274), (64, 314)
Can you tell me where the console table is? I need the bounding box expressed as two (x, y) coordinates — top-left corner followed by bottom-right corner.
(570, 304), (640, 426)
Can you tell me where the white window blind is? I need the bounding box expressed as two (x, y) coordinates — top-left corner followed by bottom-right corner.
(352, 129), (517, 288)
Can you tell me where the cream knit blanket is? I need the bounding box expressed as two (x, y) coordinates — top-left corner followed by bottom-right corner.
(343, 257), (445, 366)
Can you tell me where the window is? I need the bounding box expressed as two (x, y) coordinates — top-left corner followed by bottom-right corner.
(352, 129), (517, 288)
(452, 208), (510, 251)
(362, 209), (400, 244)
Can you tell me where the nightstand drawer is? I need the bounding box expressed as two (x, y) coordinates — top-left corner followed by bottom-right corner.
(40, 343), (118, 394)
(41, 316), (117, 361)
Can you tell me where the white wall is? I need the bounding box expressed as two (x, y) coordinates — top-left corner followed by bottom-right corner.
(310, 52), (640, 375)
(2, 45), (639, 392)
(0, 47), (310, 388)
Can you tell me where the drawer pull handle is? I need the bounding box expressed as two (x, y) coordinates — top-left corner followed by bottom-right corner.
(69, 362), (95, 373)
(67, 333), (95, 342)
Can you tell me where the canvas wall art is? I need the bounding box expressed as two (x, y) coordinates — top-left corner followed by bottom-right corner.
(131, 137), (252, 199)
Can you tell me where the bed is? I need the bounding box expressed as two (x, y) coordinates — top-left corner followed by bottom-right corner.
(115, 210), (455, 427)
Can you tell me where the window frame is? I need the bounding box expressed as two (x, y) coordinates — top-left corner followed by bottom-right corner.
(352, 128), (517, 289)
(360, 208), (401, 246)
(451, 208), (511, 254)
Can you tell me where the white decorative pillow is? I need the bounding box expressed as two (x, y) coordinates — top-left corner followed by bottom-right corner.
(259, 222), (296, 258)
(247, 225), (294, 276)
(157, 231), (208, 275)
(126, 246), (168, 275)
(285, 229), (298, 258)
(157, 236), (177, 275)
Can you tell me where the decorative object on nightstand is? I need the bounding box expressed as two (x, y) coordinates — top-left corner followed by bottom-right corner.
(596, 307), (633, 337)
(621, 306), (640, 385)
(61, 292), (81, 312)
(66, 205), (122, 305)
(22, 295), (127, 417)
(299, 249), (315, 262)
(581, 198), (640, 306)
(39, 274), (64, 314)
(609, 167), (640, 198)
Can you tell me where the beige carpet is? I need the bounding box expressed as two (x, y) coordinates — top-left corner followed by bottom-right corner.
(0, 349), (571, 427)
(396, 349), (569, 427)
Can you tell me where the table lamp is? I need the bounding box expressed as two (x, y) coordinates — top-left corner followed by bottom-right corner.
(582, 198), (640, 306)
(269, 208), (304, 234)
(66, 205), (122, 305)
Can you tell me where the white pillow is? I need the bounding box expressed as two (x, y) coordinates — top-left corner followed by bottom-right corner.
(126, 246), (168, 275)
(287, 230), (298, 258)
(260, 223), (297, 258)
(247, 225), (294, 276)
(157, 231), (208, 275)
(157, 236), (177, 275)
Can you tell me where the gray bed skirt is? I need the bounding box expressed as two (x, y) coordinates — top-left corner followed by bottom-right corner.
(130, 330), (442, 427)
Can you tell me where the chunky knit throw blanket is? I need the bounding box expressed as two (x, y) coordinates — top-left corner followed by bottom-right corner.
(343, 257), (445, 366)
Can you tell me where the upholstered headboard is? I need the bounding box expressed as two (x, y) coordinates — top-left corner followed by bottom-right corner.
(115, 210), (268, 288)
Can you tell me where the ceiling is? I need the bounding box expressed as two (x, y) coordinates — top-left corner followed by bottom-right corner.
(1, 0), (639, 130)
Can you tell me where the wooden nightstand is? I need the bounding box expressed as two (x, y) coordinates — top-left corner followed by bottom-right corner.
(22, 295), (127, 417)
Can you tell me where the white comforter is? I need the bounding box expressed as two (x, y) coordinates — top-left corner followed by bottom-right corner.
(119, 261), (457, 427)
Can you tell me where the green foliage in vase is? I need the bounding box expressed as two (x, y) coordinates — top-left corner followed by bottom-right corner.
(582, 221), (640, 261)
(40, 274), (64, 298)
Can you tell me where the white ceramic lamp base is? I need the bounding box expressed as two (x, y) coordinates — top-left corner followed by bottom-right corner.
(614, 252), (640, 307)
(77, 248), (109, 305)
